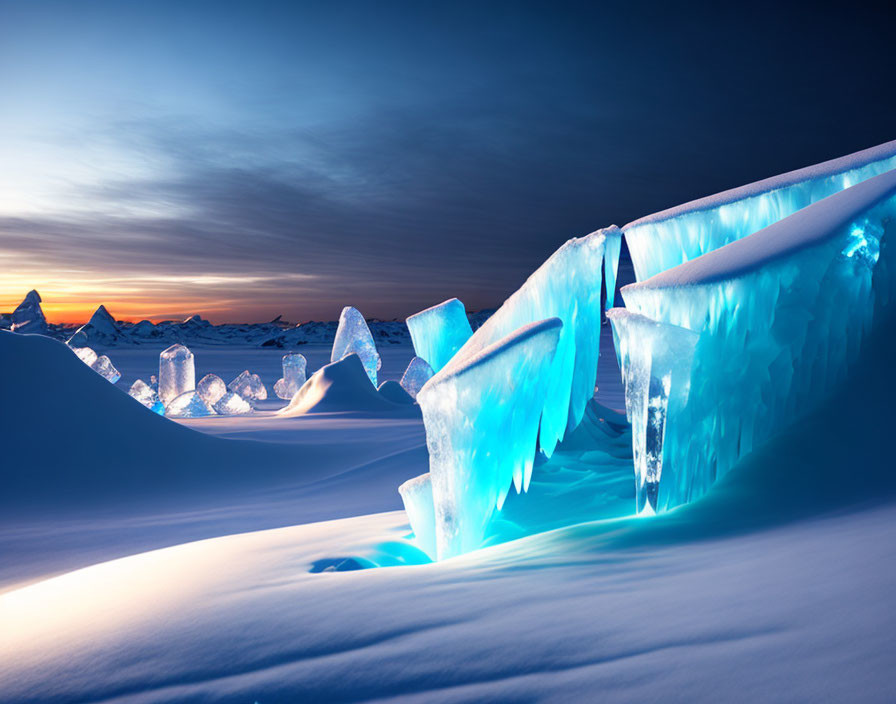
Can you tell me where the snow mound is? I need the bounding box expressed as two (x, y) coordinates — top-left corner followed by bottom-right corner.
(279, 354), (410, 416)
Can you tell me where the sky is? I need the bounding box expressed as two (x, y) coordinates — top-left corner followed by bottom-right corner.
(0, 1), (893, 324)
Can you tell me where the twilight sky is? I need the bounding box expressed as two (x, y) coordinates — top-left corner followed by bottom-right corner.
(0, 1), (893, 323)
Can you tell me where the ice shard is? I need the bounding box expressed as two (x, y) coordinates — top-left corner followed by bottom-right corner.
(398, 473), (437, 561)
(70, 346), (98, 367)
(228, 370), (268, 404)
(90, 355), (121, 384)
(197, 373), (227, 405)
(166, 391), (215, 418)
(274, 353), (307, 400)
(607, 310), (697, 514)
(615, 166), (896, 512)
(624, 139), (896, 282)
(418, 318), (562, 560)
(128, 379), (164, 414)
(11, 290), (48, 335)
(331, 307), (381, 386)
(405, 298), (473, 373)
(450, 228), (613, 458)
(213, 391), (252, 416)
(399, 356), (434, 400)
(159, 344), (195, 407)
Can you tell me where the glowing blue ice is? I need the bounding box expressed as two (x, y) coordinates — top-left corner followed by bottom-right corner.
(624, 139), (896, 282)
(331, 306), (381, 386)
(603, 226), (623, 311)
(615, 167), (896, 512)
(406, 298), (472, 373)
(452, 227), (616, 457)
(418, 318), (562, 560)
(398, 473), (436, 560)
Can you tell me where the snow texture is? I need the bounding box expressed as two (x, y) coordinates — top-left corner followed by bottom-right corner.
(406, 298), (473, 372)
(399, 356), (434, 400)
(624, 138), (896, 282)
(612, 166), (896, 512)
(418, 318), (562, 560)
(158, 344), (195, 407)
(10, 289), (48, 335)
(331, 306), (381, 386)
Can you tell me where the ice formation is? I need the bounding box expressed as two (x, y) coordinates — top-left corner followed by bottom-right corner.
(228, 371), (268, 404)
(449, 227), (617, 458)
(399, 356), (434, 400)
(331, 307), (381, 386)
(70, 346), (98, 367)
(612, 166), (896, 512)
(603, 227), (623, 311)
(418, 318), (562, 560)
(166, 391), (215, 418)
(405, 298), (473, 373)
(624, 139), (896, 282)
(90, 355), (121, 384)
(67, 305), (124, 348)
(274, 353), (307, 400)
(212, 391), (252, 416)
(128, 379), (164, 414)
(159, 344), (195, 407)
(197, 374), (227, 405)
(607, 310), (697, 513)
(398, 473), (436, 560)
(11, 290), (48, 335)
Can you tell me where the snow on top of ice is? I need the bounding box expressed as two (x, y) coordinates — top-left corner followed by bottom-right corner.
(432, 317), (563, 383)
(624, 166), (896, 292)
(624, 138), (896, 230)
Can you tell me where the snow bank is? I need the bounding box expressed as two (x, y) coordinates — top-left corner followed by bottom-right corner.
(279, 354), (414, 416)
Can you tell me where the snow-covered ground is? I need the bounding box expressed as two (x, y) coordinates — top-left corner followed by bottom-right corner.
(2, 312), (893, 701)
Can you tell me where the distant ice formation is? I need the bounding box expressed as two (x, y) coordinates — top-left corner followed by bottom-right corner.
(159, 344), (195, 407)
(166, 391), (215, 418)
(67, 305), (124, 348)
(128, 379), (165, 414)
(406, 298), (472, 373)
(274, 353), (307, 400)
(331, 307), (381, 386)
(399, 356), (433, 400)
(197, 374), (227, 406)
(90, 355), (121, 384)
(11, 290), (48, 335)
(228, 371), (268, 404)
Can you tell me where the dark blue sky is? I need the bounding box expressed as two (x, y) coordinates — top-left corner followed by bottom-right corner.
(0, 1), (893, 322)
